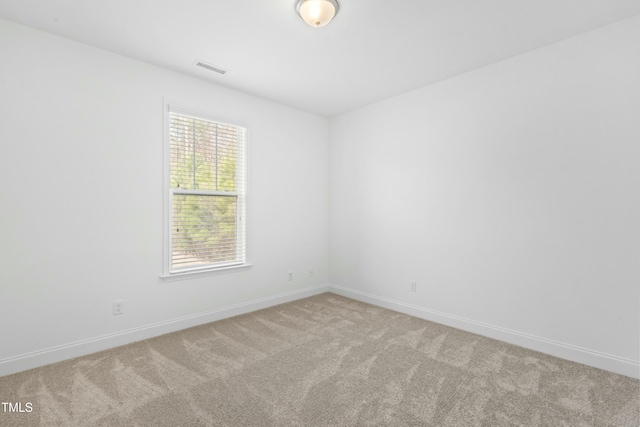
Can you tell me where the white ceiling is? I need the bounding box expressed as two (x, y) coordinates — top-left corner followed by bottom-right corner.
(1, 1), (639, 117)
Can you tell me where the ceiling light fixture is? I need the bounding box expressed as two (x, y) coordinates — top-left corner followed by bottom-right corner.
(295, 0), (339, 28)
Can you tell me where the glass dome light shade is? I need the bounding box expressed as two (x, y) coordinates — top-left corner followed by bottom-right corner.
(296, 0), (339, 28)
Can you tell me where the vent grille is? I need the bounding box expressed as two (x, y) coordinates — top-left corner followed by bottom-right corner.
(195, 61), (227, 75)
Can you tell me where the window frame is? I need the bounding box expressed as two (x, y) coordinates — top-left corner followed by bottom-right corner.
(162, 101), (250, 279)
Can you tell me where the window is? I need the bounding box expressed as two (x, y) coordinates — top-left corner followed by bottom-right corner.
(163, 105), (247, 276)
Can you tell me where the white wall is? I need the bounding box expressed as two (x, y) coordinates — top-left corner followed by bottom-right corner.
(329, 16), (640, 376)
(1, 14), (638, 378)
(0, 18), (329, 374)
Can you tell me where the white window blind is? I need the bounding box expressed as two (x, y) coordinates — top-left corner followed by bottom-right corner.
(167, 107), (246, 273)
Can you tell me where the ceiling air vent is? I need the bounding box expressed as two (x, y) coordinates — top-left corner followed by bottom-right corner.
(195, 60), (227, 75)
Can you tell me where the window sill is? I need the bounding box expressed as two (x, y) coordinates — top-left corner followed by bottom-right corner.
(160, 263), (253, 282)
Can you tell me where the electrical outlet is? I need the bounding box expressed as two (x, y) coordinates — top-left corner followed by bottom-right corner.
(410, 281), (417, 292)
(288, 271), (293, 281)
(309, 269), (315, 278)
(113, 300), (124, 315)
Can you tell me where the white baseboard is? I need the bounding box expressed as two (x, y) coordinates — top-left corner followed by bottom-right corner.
(4, 283), (637, 380)
(0, 284), (329, 377)
(328, 285), (639, 379)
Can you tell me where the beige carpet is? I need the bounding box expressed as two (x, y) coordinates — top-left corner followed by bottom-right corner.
(0, 293), (638, 426)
